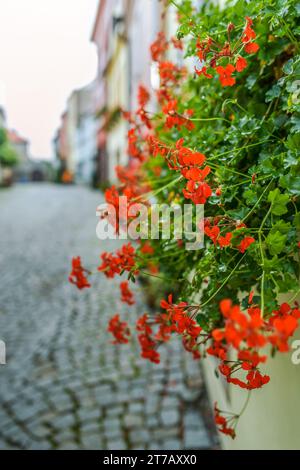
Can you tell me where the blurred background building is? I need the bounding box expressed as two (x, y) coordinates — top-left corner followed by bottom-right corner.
(2, 0), (197, 189)
(0, 105), (51, 186)
(53, 0), (173, 187)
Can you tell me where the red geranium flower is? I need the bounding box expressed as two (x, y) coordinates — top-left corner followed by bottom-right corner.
(120, 281), (135, 305)
(237, 236), (255, 253)
(269, 315), (298, 352)
(195, 66), (213, 79)
(205, 222), (233, 248)
(235, 56), (248, 72)
(98, 243), (137, 278)
(69, 257), (91, 290)
(214, 403), (236, 439)
(183, 181), (212, 204)
(150, 32), (168, 62)
(184, 166), (211, 182)
(242, 17), (256, 43)
(138, 85), (150, 108)
(140, 241), (154, 255)
(136, 314), (161, 364)
(205, 225), (220, 245)
(108, 314), (131, 344)
(244, 42), (260, 54)
(218, 232), (233, 248)
(215, 64), (236, 87)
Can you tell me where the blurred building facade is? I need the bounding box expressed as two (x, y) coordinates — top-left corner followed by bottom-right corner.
(91, 0), (164, 184)
(7, 129), (31, 181)
(54, 112), (70, 182)
(54, 82), (97, 185)
(0, 108), (33, 183)
(76, 82), (98, 185)
(8, 129), (52, 183)
(54, 0), (179, 186)
(0, 106), (52, 185)
(91, 0), (112, 186)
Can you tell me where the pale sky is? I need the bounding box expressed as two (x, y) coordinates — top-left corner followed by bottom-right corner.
(0, 0), (99, 160)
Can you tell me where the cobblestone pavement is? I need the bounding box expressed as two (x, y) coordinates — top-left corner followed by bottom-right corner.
(0, 184), (217, 450)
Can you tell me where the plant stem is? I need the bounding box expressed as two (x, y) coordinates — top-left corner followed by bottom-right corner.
(242, 179), (274, 224)
(288, 287), (300, 304)
(188, 116), (231, 124)
(133, 175), (183, 202)
(201, 253), (247, 308)
(140, 270), (178, 283)
(210, 139), (271, 161)
(238, 391), (252, 419)
(258, 204), (273, 316)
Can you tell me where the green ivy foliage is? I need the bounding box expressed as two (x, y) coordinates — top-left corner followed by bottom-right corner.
(147, 0), (299, 329)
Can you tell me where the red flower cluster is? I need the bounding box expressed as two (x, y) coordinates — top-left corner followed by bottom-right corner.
(183, 181), (212, 205)
(150, 32), (168, 62)
(140, 241), (154, 255)
(204, 221), (233, 248)
(104, 168), (147, 235)
(137, 85), (152, 129)
(150, 32), (190, 131)
(98, 243), (137, 278)
(174, 139), (212, 205)
(159, 61), (186, 86)
(127, 128), (144, 161)
(108, 314), (131, 344)
(136, 314), (160, 364)
(69, 257), (91, 290)
(268, 303), (300, 352)
(214, 300), (266, 350)
(160, 295), (202, 359)
(242, 17), (260, 53)
(115, 164), (140, 187)
(204, 219), (255, 252)
(171, 36), (183, 50)
(148, 136), (213, 205)
(162, 99), (194, 131)
(215, 64), (236, 87)
(211, 300), (270, 390)
(138, 85), (150, 108)
(120, 281), (135, 306)
(209, 299), (300, 393)
(133, 295), (203, 364)
(237, 236), (255, 253)
(214, 403), (236, 439)
(194, 17), (259, 87)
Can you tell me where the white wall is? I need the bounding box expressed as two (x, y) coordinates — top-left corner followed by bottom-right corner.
(202, 292), (300, 450)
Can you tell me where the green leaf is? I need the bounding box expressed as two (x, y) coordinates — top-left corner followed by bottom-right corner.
(280, 175), (300, 195)
(243, 189), (257, 205)
(290, 116), (300, 134)
(294, 213), (300, 230)
(265, 84), (281, 102)
(270, 220), (291, 234)
(266, 231), (287, 255)
(283, 59), (294, 75)
(277, 273), (300, 293)
(285, 134), (300, 151)
(263, 255), (280, 272)
(268, 189), (290, 215)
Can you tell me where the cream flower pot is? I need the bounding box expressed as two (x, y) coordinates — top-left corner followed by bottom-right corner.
(202, 292), (300, 450)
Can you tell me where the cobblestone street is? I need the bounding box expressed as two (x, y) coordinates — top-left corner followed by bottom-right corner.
(0, 184), (216, 450)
